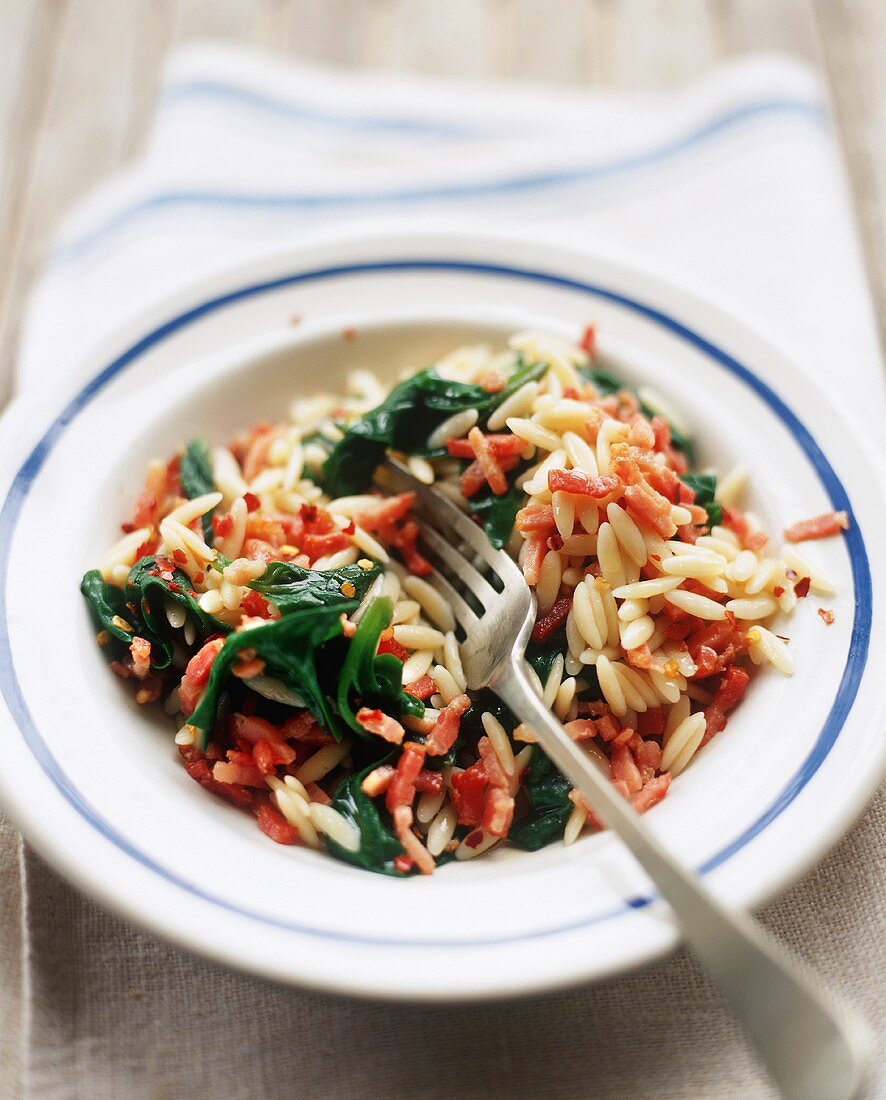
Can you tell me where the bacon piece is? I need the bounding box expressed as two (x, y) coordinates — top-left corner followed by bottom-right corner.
(515, 505), (555, 533)
(278, 710), (334, 744)
(353, 492), (415, 532)
(564, 718), (597, 742)
(468, 426), (508, 495)
(392, 805), (435, 874)
(389, 519), (433, 576)
(242, 427), (276, 483)
(182, 753), (254, 809)
(784, 510), (849, 543)
(630, 773), (671, 813)
(449, 761), (489, 826)
(414, 769), (444, 795)
(361, 764), (395, 798)
(624, 480), (676, 538)
(531, 594), (572, 643)
(460, 461), (487, 498)
(610, 743), (642, 793)
(548, 469), (620, 498)
(129, 637), (152, 681)
(179, 637), (226, 716)
(403, 674), (436, 700)
(385, 743), (427, 812)
(241, 590), (274, 619)
(477, 735), (509, 789)
(637, 707), (666, 738)
(446, 435), (526, 459)
(255, 802), (299, 845)
(230, 713), (297, 765)
(579, 324), (596, 359)
(722, 507), (768, 552)
(425, 694), (472, 756)
(356, 707), (405, 745)
(482, 788), (515, 837)
(212, 760), (266, 787)
(521, 535), (546, 585)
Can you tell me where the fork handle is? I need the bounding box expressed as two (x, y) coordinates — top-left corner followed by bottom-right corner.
(494, 661), (871, 1100)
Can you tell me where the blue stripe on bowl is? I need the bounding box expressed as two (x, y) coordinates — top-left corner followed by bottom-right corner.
(0, 259), (870, 948)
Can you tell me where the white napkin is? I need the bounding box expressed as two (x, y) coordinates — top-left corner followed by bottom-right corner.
(7, 45), (885, 1099)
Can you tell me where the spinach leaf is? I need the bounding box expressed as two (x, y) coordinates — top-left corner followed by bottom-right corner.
(337, 597), (424, 734)
(179, 440), (217, 544)
(525, 637), (566, 685)
(680, 473), (723, 527)
(469, 479), (525, 550)
(248, 559), (381, 616)
(80, 570), (136, 651)
(507, 746), (574, 851)
(125, 556), (229, 670)
(325, 761), (406, 875)
(322, 358), (546, 496)
(188, 603), (349, 748)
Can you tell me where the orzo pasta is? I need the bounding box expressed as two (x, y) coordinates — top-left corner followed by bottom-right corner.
(81, 327), (844, 874)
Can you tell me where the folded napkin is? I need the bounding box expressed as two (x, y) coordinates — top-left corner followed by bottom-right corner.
(5, 44), (884, 1099)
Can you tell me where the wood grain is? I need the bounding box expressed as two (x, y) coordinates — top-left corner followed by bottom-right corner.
(0, 0), (881, 406)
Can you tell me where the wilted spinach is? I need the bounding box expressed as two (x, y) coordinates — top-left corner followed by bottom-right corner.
(507, 746), (574, 851)
(324, 761), (406, 874)
(468, 478), (526, 550)
(680, 473), (723, 527)
(337, 596), (424, 734)
(248, 559), (381, 615)
(322, 358), (545, 496)
(179, 439), (217, 543)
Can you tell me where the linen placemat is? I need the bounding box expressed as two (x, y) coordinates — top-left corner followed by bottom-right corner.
(3, 45), (883, 1098)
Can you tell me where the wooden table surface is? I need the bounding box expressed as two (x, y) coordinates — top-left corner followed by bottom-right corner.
(0, 0), (883, 407)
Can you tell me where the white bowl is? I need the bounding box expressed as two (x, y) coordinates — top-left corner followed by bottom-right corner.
(0, 230), (884, 1001)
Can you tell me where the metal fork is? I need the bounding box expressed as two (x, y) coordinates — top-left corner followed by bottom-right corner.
(377, 459), (871, 1100)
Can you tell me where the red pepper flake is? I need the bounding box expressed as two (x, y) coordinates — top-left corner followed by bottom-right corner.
(172, 549), (187, 565)
(194, 571), (205, 585)
(579, 324), (596, 359)
(300, 504), (318, 524)
(794, 576), (811, 598)
(465, 830), (484, 850)
(531, 593), (572, 643)
(342, 327), (358, 342)
(393, 855), (415, 874)
(773, 585), (785, 597)
(546, 534), (564, 551)
(341, 520), (355, 535)
(818, 608), (835, 625)
(120, 522), (136, 534)
(244, 492), (260, 513)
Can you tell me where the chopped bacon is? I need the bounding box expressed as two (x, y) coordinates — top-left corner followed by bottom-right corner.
(637, 707), (666, 738)
(414, 769), (444, 795)
(477, 735), (509, 789)
(564, 718), (597, 742)
(480, 368), (507, 393)
(715, 666), (750, 712)
(784, 511), (849, 543)
(548, 469), (620, 498)
(356, 707), (405, 745)
(610, 743), (642, 793)
(182, 753), (254, 809)
(515, 504), (555, 533)
(255, 802), (299, 845)
(579, 324), (596, 359)
(212, 512), (235, 538)
(241, 589), (274, 619)
(449, 761), (489, 826)
(377, 634), (410, 662)
(482, 787), (515, 837)
(389, 519), (433, 576)
(241, 538), (277, 563)
(353, 492), (415, 532)
(630, 773), (671, 813)
(624, 480), (676, 538)
(392, 805), (435, 874)
(628, 413), (656, 451)
(531, 593), (573, 643)
(446, 434), (526, 459)
(278, 710), (334, 744)
(460, 461), (488, 498)
(385, 743), (426, 812)
(242, 428), (276, 483)
(301, 531), (353, 561)
(522, 535), (546, 585)
(179, 637), (226, 716)
(425, 694), (472, 755)
(361, 764), (395, 798)
(129, 637), (152, 681)
(404, 674), (436, 700)
(722, 507), (768, 551)
(634, 738), (662, 775)
(393, 854), (415, 875)
(229, 713), (297, 765)
(212, 760), (266, 787)
(468, 426), (508, 495)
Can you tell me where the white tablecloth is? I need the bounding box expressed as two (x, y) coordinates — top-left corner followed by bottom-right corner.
(3, 45), (884, 1098)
